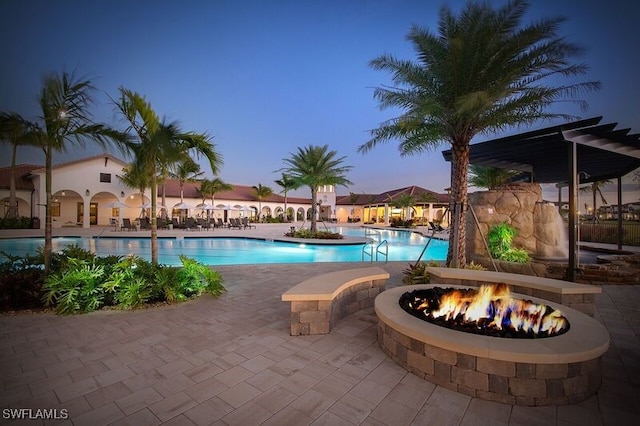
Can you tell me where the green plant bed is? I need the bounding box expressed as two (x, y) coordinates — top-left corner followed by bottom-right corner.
(285, 229), (344, 239)
(1, 245), (225, 314)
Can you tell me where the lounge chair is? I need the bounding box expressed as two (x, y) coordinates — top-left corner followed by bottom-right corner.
(140, 217), (151, 230)
(121, 218), (135, 231)
(185, 217), (197, 230)
(229, 218), (242, 229)
(215, 218), (225, 228)
(242, 217), (256, 229)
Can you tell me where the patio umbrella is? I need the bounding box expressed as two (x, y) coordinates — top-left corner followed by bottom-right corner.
(105, 201), (129, 209)
(174, 202), (194, 210)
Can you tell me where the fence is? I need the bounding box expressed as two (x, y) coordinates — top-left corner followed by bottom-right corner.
(579, 222), (640, 246)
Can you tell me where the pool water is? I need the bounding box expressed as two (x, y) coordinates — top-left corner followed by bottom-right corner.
(0, 227), (447, 266)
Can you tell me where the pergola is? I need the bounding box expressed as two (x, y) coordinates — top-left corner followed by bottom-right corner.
(442, 117), (640, 281)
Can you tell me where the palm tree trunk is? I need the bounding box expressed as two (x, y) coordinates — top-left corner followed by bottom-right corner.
(310, 188), (318, 232)
(7, 143), (18, 219)
(44, 146), (52, 275)
(447, 140), (470, 268)
(161, 184), (167, 219)
(151, 175), (158, 264)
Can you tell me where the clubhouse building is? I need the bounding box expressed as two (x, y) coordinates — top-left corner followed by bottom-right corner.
(0, 154), (450, 229)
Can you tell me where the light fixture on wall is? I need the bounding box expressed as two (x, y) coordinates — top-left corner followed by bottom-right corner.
(120, 191), (125, 198)
(85, 189), (90, 196)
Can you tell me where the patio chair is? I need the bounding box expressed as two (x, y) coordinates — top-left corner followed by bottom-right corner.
(215, 218), (224, 228)
(121, 218), (135, 231)
(242, 217), (256, 229)
(230, 218), (242, 229)
(185, 217), (197, 230)
(172, 218), (183, 229)
(140, 217), (151, 230)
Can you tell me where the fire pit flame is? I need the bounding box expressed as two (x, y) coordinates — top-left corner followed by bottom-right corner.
(403, 284), (569, 338)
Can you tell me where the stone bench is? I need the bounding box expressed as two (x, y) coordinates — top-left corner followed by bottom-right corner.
(426, 267), (601, 316)
(281, 266), (390, 335)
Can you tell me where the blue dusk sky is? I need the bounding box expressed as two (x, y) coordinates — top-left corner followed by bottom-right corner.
(1, 0), (639, 199)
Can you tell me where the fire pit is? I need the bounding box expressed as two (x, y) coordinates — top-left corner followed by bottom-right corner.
(399, 284), (569, 339)
(376, 285), (610, 406)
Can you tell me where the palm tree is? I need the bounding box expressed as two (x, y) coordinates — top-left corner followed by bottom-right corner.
(274, 173), (299, 221)
(358, 0), (599, 267)
(169, 157), (203, 203)
(349, 192), (360, 221)
(118, 161), (150, 218)
(0, 113), (40, 220)
(392, 194), (416, 222)
(580, 180), (611, 222)
(469, 165), (519, 190)
(37, 71), (129, 274)
(200, 177), (233, 208)
(113, 87), (222, 264)
(252, 183), (274, 222)
(281, 145), (352, 232)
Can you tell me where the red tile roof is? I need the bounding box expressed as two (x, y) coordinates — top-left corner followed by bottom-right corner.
(0, 164), (41, 190)
(336, 185), (449, 205)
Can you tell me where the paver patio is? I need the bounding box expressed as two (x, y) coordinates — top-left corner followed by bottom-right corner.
(0, 225), (638, 425)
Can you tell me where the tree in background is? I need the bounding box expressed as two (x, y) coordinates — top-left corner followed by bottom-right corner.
(170, 157), (203, 203)
(252, 183), (274, 221)
(0, 113), (41, 220)
(468, 165), (519, 190)
(118, 160), (150, 218)
(359, 0), (599, 267)
(580, 180), (611, 222)
(200, 177), (233, 209)
(274, 173), (299, 221)
(281, 145), (352, 232)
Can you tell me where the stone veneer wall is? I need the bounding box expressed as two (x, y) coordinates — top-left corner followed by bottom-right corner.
(377, 322), (602, 406)
(289, 279), (386, 335)
(467, 183), (567, 260)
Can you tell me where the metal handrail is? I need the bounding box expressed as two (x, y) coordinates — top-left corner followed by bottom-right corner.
(362, 243), (374, 262)
(375, 240), (388, 262)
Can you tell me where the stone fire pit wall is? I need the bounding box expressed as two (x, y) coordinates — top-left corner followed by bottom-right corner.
(467, 183), (566, 260)
(376, 286), (609, 406)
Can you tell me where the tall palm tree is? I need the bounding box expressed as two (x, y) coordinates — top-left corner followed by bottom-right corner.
(169, 157), (203, 203)
(358, 0), (599, 267)
(252, 183), (273, 221)
(113, 87), (222, 264)
(38, 71), (129, 274)
(274, 173), (299, 221)
(0, 113), (40, 219)
(580, 180), (610, 222)
(281, 145), (352, 232)
(469, 165), (519, 190)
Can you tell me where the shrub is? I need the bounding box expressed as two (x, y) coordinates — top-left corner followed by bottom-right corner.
(0, 216), (32, 229)
(42, 259), (107, 315)
(286, 229), (344, 239)
(402, 260), (441, 285)
(487, 222), (530, 263)
(40, 253), (226, 314)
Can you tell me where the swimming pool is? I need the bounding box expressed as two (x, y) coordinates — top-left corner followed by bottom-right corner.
(0, 227), (447, 266)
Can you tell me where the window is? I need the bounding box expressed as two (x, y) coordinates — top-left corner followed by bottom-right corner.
(51, 202), (61, 217)
(100, 173), (111, 183)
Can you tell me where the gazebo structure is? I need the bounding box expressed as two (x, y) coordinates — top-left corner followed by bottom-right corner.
(442, 117), (640, 281)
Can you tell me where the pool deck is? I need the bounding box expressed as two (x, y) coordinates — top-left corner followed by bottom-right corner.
(1, 224), (639, 425)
